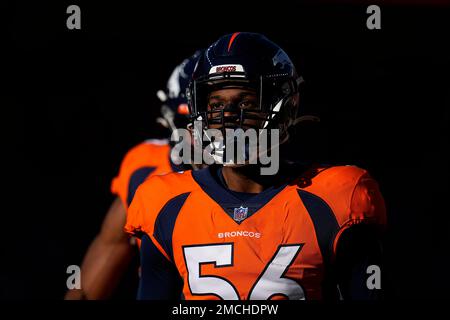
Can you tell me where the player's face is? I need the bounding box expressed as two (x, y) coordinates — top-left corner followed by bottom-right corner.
(207, 88), (262, 129)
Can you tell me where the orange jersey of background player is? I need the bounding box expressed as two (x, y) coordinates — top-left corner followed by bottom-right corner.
(64, 138), (178, 300)
(111, 138), (178, 208)
(126, 164), (386, 300)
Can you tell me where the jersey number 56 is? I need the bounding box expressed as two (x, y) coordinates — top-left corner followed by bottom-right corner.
(182, 243), (305, 300)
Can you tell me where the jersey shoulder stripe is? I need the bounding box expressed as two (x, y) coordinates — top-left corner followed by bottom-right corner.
(111, 140), (172, 207)
(297, 189), (339, 264)
(299, 165), (387, 256)
(154, 192), (191, 261)
(127, 166), (157, 206)
(125, 170), (198, 259)
(301, 165), (373, 226)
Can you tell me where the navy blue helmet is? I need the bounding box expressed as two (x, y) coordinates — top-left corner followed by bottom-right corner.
(188, 32), (305, 145)
(157, 50), (202, 132)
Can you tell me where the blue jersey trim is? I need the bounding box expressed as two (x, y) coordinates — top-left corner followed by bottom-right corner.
(127, 166), (156, 206)
(154, 192), (191, 261)
(297, 189), (339, 264)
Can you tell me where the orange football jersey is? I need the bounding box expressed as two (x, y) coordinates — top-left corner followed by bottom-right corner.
(126, 165), (386, 300)
(111, 139), (177, 208)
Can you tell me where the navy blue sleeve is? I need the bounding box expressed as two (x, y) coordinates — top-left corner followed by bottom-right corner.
(137, 234), (183, 300)
(334, 224), (385, 300)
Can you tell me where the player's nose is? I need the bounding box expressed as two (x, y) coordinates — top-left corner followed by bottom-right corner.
(223, 110), (242, 127)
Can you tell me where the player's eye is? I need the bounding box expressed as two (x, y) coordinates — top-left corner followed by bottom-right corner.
(208, 102), (226, 111)
(239, 99), (257, 110)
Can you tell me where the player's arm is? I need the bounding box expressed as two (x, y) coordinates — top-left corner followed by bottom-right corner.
(332, 172), (387, 300)
(137, 234), (183, 300)
(334, 224), (384, 300)
(64, 197), (134, 300)
(125, 176), (183, 300)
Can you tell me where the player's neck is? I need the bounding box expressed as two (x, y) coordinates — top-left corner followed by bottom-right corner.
(221, 165), (279, 193)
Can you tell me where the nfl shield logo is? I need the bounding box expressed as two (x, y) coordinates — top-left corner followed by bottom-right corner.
(233, 206), (248, 222)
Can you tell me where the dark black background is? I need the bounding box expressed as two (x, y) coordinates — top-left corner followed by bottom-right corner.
(2, 1), (449, 300)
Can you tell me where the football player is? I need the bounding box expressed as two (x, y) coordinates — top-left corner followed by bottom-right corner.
(126, 32), (387, 300)
(65, 51), (202, 300)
